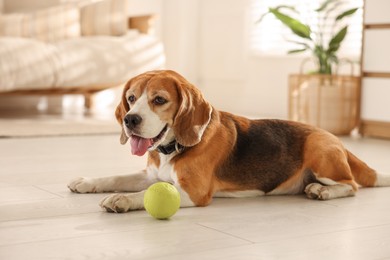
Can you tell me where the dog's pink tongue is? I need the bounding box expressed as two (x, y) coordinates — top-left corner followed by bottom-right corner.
(130, 136), (152, 156)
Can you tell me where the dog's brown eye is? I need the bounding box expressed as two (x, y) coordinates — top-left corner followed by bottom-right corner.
(128, 95), (136, 103)
(153, 96), (167, 105)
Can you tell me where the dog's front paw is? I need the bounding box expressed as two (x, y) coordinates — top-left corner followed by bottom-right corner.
(99, 194), (132, 213)
(68, 177), (99, 193)
(304, 183), (330, 200)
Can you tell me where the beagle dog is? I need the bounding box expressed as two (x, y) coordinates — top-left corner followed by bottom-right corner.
(68, 70), (390, 213)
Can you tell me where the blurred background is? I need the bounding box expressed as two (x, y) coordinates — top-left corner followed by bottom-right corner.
(0, 0), (389, 139)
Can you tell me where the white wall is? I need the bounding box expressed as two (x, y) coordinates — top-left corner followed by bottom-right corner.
(161, 0), (200, 84)
(161, 0), (307, 119)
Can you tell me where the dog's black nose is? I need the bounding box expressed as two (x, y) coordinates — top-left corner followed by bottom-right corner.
(124, 114), (142, 129)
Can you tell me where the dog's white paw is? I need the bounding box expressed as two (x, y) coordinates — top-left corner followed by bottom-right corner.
(68, 177), (99, 193)
(100, 194), (132, 213)
(304, 183), (330, 200)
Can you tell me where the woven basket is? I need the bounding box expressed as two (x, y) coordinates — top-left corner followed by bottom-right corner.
(288, 61), (361, 135)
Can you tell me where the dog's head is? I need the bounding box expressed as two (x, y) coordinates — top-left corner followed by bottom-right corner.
(115, 70), (212, 156)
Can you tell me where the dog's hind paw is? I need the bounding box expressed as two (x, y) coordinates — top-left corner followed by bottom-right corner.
(304, 183), (330, 200)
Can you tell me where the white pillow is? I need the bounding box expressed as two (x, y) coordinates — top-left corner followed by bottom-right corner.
(0, 4), (81, 42)
(80, 0), (127, 36)
(0, 37), (61, 91)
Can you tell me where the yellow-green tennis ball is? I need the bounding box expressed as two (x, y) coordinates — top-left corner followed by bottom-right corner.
(144, 182), (181, 220)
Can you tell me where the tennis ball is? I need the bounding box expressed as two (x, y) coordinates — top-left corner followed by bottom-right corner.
(144, 182), (181, 219)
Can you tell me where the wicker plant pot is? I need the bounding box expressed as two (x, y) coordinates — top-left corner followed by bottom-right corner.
(289, 74), (361, 135)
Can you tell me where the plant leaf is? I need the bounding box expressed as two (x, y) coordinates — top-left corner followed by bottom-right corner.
(315, 0), (338, 12)
(329, 54), (339, 64)
(274, 5), (298, 14)
(286, 40), (311, 49)
(256, 5), (298, 24)
(288, 48), (308, 54)
(269, 8), (311, 39)
(327, 44), (340, 54)
(328, 26), (348, 53)
(256, 12), (269, 24)
(325, 2), (344, 19)
(336, 8), (359, 21)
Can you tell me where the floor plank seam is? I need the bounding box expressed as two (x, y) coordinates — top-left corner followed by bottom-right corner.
(32, 185), (65, 198)
(196, 223), (256, 244)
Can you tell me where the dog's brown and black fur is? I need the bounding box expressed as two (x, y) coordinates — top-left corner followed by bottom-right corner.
(68, 70), (390, 213)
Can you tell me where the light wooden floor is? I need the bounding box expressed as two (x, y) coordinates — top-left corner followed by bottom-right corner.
(1, 134), (390, 259)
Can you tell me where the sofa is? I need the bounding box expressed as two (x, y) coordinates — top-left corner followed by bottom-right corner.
(0, 0), (165, 109)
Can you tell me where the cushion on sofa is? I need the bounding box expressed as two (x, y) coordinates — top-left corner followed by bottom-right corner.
(0, 30), (165, 91)
(2, 0), (64, 13)
(80, 0), (128, 37)
(0, 37), (61, 91)
(0, 4), (80, 42)
(53, 30), (165, 87)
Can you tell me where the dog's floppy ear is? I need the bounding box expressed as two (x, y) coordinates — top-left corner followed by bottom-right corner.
(173, 80), (212, 147)
(115, 81), (131, 145)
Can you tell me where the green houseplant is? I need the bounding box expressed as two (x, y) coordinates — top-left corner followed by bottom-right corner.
(258, 0), (359, 74)
(258, 0), (361, 135)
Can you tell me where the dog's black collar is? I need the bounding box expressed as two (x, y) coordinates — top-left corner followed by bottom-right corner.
(156, 140), (185, 155)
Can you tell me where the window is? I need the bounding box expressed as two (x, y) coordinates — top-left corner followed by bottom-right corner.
(250, 0), (363, 58)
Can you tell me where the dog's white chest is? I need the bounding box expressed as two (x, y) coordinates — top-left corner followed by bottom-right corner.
(147, 153), (177, 184)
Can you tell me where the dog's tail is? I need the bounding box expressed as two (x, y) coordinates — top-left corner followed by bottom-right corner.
(347, 150), (390, 187)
